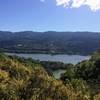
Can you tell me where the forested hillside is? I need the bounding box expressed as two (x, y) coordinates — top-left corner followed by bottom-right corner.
(0, 31), (100, 55)
(0, 52), (100, 100)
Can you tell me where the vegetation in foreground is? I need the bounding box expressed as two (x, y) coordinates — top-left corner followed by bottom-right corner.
(0, 51), (100, 100)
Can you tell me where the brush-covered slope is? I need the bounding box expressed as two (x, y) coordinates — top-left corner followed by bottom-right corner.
(60, 51), (100, 100)
(0, 53), (92, 100)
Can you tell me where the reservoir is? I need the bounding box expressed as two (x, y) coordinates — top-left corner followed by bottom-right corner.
(6, 53), (90, 64)
(6, 53), (90, 79)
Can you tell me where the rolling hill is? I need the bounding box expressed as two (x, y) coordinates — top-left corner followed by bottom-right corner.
(0, 31), (100, 55)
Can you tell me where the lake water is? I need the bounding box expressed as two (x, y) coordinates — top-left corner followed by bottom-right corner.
(6, 53), (90, 64)
(6, 53), (90, 79)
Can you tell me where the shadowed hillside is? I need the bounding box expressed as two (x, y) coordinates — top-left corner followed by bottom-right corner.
(0, 31), (100, 55)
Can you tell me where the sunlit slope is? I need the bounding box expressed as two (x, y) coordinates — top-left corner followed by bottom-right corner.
(0, 52), (100, 100)
(0, 53), (91, 100)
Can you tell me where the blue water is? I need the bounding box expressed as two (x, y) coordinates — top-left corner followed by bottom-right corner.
(6, 53), (90, 64)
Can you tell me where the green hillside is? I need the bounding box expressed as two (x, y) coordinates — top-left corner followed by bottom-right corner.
(0, 52), (100, 100)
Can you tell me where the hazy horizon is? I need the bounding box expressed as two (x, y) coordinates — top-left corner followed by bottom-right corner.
(0, 30), (100, 33)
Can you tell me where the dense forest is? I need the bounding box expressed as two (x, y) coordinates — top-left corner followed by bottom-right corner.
(0, 51), (100, 100)
(0, 31), (100, 55)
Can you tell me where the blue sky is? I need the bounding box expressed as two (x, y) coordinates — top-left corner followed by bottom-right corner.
(0, 0), (100, 32)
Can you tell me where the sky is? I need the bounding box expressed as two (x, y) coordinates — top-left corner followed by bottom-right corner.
(0, 0), (100, 32)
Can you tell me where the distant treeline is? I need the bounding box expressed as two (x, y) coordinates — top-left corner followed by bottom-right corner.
(0, 31), (100, 55)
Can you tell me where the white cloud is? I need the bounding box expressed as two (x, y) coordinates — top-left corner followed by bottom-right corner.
(56, 0), (100, 11)
(56, 0), (71, 7)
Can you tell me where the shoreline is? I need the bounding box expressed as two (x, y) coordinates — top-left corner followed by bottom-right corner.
(3, 51), (91, 56)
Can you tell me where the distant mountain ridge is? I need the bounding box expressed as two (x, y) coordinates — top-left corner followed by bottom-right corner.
(0, 31), (100, 55)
